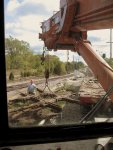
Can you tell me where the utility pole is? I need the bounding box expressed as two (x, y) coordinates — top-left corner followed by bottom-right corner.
(66, 50), (69, 74)
(73, 55), (74, 63)
(73, 55), (75, 70)
(107, 29), (113, 59)
(67, 50), (69, 62)
(110, 29), (112, 59)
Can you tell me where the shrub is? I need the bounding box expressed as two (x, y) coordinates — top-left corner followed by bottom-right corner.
(9, 72), (14, 80)
(20, 71), (24, 77)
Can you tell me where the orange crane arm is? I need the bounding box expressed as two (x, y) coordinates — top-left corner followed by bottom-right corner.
(39, 0), (113, 100)
(76, 40), (113, 100)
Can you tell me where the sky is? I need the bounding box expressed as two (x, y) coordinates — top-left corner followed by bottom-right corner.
(5, 0), (113, 63)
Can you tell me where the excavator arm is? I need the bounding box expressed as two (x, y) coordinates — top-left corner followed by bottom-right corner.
(39, 0), (113, 101)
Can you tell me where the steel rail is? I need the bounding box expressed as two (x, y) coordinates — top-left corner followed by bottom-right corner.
(7, 73), (74, 92)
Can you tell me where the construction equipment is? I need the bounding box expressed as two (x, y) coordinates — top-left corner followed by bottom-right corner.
(39, 0), (113, 102)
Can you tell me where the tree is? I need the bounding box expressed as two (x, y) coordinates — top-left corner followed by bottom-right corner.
(65, 62), (74, 73)
(105, 58), (113, 68)
(76, 61), (85, 69)
(5, 36), (33, 70)
(54, 61), (66, 75)
(6, 37), (79, 78)
(102, 53), (106, 59)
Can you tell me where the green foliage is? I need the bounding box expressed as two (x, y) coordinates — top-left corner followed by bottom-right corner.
(5, 37), (85, 78)
(61, 63), (66, 74)
(20, 69), (44, 77)
(54, 61), (66, 75)
(5, 36), (33, 70)
(102, 53), (106, 59)
(20, 71), (31, 77)
(65, 62), (74, 73)
(46, 55), (66, 75)
(105, 58), (113, 68)
(65, 61), (84, 73)
(76, 61), (85, 69)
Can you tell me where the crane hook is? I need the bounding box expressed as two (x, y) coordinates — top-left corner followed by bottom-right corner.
(41, 46), (46, 65)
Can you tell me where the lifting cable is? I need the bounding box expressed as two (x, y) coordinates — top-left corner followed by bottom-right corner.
(43, 68), (53, 93)
(41, 46), (46, 65)
(41, 47), (54, 94)
(80, 85), (113, 123)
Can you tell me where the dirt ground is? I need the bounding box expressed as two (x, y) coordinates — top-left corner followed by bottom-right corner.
(5, 74), (112, 150)
(8, 77), (83, 127)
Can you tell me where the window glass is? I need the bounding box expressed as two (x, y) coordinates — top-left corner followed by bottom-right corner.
(5, 0), (113, 128)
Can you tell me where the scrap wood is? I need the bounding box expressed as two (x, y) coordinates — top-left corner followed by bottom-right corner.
(56, 96), (80, 104)
(46, 113), (60, 118)
(10, 107), (43, 120)
(9, 95), (40, 105)
(46, 102), (62, 111)
(19, 92), (27, 97)
(40, 92), (57, 98)
(40, 112), (60, 119)
(9, 102), (46, 114)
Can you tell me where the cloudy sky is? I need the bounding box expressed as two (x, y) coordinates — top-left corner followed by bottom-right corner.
(5, 0), (113, 62)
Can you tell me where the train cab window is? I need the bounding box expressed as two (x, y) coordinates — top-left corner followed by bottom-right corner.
(4, 0), (113, 128)
(1, 0), (113, 148)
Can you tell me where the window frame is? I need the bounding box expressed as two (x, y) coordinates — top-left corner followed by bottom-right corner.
(1, 0), (113, 147)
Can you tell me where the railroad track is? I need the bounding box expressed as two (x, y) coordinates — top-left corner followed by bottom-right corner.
(7, 73), (74, 92)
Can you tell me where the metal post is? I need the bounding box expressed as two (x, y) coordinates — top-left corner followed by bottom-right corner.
(67, 50), (69, 74)
(110, 29), (112, 59)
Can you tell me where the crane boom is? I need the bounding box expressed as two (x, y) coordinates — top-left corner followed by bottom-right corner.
(39, 0), (113, 101)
